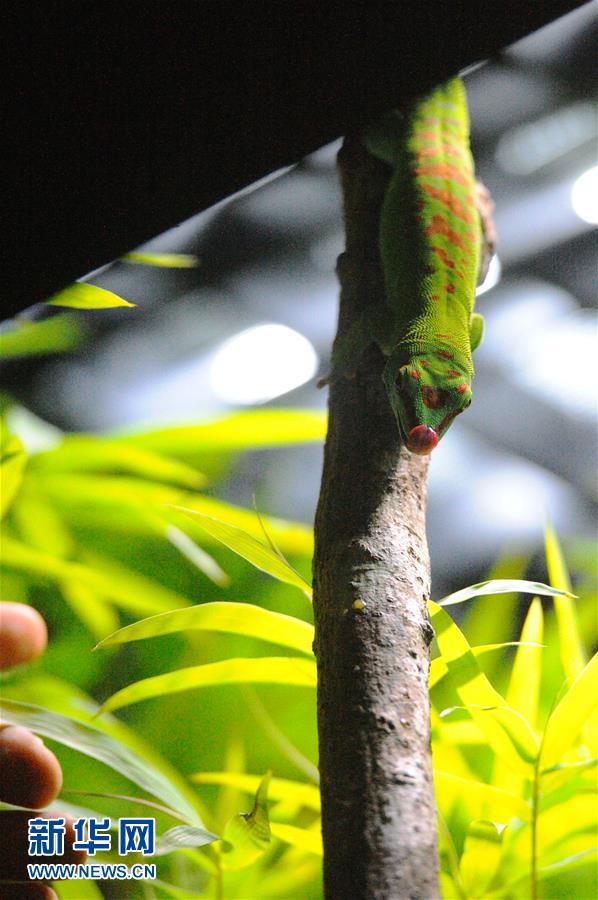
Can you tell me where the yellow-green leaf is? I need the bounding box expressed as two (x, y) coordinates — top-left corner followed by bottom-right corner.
(429, 601), (538, 774)
(1, 534), (190, 616)
(114, 409), (327, 453)
(46, 283), (136, 309)
(173, 507), (312, 596)
(221, 771), (271, 870)
(430, 642), (542, 690)
(122, 252), (199, 268)
(270, 822), (323, 857)
(0, 314), (84, 359)
(545, 522), (586, 681)
(0, 434), (26, 517)
(95, 601), (314, 656)
(191, 772), (320, 811)
(98, 656), (317, 715)
(31, 436), (205, 488)
(438, 578), (574, 607)
(542, 652), (598, 767)
(434, 771), (530, 823)
(460, 820), (505, 898)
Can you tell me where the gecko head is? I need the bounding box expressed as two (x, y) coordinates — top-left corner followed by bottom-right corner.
(383, 351), (472, 454)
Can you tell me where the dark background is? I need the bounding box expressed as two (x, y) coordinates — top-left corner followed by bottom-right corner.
(4, 1), (585, 315)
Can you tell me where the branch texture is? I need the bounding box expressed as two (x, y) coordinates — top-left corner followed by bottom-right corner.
(313, 136), (439, 899)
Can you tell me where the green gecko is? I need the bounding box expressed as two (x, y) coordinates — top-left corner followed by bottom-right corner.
(331, 77), (491, 454)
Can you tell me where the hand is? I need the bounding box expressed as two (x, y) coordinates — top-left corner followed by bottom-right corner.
(0, 603), (86, 898)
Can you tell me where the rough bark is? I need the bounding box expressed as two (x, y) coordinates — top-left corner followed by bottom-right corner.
(313, 135), (439, 900)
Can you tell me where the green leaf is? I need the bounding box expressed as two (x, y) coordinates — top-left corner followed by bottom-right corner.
(1, 534), (190, 616)
(191, 772), (320, 811)
(122, 252), (199, 268)
(221, 771), (271, 870)
(506, 598), (544, 728)
(459, 820), (505, 897)
(542, 652), (598, 767)
(46, 283), (136, 309)
(95, 601), (314, 656)
(98, 656), (317, 715)
(31, 436), (205, 488)
(430, 642), (543, 690)
(115, 409), (327, 453)
(0, 699), (212, 833)
(545, 522), (586, 681)
(434, 771), (530, 823)
(429, 601), (538, 774)
(0, 314), (84, 358)
(270, 823), (323, 857)
(437, 578), (575, 607)
(60, 580), (120, 642)
(0, 434), (26, 517)
(173, 507), (312, 596)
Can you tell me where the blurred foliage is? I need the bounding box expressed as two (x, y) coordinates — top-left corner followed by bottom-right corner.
(0, 402), (596, 899)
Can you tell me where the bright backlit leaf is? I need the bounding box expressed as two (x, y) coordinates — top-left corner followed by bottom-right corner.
(545, 522), (586, 681)
(434, 770), (530, 823)
(438, 578), (575, 607)
(270, 822), (323, 857)
(95, 601), (314, 656)
(191, 771), (320, 811)
(460, 820), (505, 897)
(542, 652), (598, 767)
(98, 657), (317, 715)
(0, 314), (84, 359)
(122, 252), (199, 268)
(46, 283), (135, 309)
(173, 507), (312, 596)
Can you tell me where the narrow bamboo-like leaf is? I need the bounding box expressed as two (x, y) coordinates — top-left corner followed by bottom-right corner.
(56, 880), (103, 899)
(164, 525), (229, 587)
(0, 314), (84, 358)
(98, 657), (317, 715)
(545, 522), (586, 681)
(270, 823), (323, 857)
(492, 599), (544, 793)
(173, 507), (312, 596)
(191, 772), (320, 811)
(459, 820), (505, 898)
(122, 252), (199, 268)
(95, 602), (314, 656)
(46, 283), (136, 309)
(1, 535), (190, 615)
(0, 699), (212, 833)
(491, 848), (597, 897)
(542, 652), (598, 767)
(114, 409), (327, 453)
(438, 578), (575, 607)
(0, 434), (26, 517)
(434, 771), (530, 822)
(506, 599), (544, 728)
(429, 601), (538, 774)
(31, 436), (205, 488)
(221, 771), (271, 870)
(430, 642), (542, 690)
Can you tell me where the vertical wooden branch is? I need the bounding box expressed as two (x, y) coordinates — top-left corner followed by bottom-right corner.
(313, 136), (439, 899)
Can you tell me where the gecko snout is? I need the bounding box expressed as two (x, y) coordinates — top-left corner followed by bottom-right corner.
(406, 425), (439, 455)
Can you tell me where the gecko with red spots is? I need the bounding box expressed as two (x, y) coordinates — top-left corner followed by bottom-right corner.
(328, 77), (494, 454)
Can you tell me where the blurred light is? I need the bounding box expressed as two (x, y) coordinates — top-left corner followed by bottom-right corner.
(471, 465), (564, 535)
(571, 166), (598, 224)
(476, 254), (501, 296)
(496, 102), (596, 176)
(209, 323), (318, 404)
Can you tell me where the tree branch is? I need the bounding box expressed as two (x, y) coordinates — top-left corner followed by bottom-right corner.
(313, 135), (439, 899)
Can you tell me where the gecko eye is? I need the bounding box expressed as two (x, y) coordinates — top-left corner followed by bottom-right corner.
(422, 386), (448, 409)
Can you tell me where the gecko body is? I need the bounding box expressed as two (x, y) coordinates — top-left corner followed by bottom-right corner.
(333, 78), (486, 454)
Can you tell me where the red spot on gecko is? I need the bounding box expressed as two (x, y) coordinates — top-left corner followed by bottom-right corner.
(420, 359), (429, 368)
(422, 386), (449, 409)
(446, 369), (461, 377)
(430, 294), (440, 301)
(446, 283), (456, 294)
(437, 350), (453, 360)
(456, 384), (468, 394)
(436, 333), (451, 340)
(414, 162), (469, 187)
(410, 369), (421, 379)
